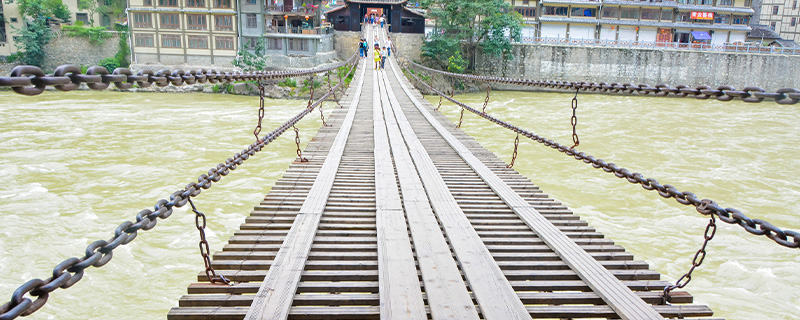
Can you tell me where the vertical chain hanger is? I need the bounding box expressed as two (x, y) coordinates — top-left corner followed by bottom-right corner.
(570, 88), (580, 149)
(187, 198), (231, 285)
(254, 82), (266, 143)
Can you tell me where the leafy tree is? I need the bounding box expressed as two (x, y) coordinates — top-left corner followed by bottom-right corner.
(46, 0), (72, 22)
(99, 0), (127, 24)
(419, 0), (522, 71)
(99, 57), (119, 71)
(115, 23), (130, 67)
(15, 19), (52, 66)
(78, 0), (98, 26)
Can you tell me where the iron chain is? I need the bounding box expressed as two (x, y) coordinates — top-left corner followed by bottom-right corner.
(0, 53), (358, 96)
(398, 52), (800, 250)
(507, 133), (520, 169)
(663, 211), (717, 304)
(255, 83), (266, 142)
(571, 89), (580, 149)
(482, 85), (491, 115)
(0, 53), (360, 320)
(401, 57), (800, 105)
(293, 125), (308, 162)
(188, 198), (231, 285)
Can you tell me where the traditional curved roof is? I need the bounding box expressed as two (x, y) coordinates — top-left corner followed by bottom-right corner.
(347, 0), (408, 4)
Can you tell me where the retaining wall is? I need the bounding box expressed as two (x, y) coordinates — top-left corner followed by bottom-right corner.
(475, 44), (800, 91)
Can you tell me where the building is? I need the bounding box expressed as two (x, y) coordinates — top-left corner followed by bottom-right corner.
(238, 0), (338, 67)
(127, 0), (238, 67)
(1, 0), (107, 56)
(508, 0), (753, 44)
(758, 0), (800, 42)
(326, 0), (425, 34)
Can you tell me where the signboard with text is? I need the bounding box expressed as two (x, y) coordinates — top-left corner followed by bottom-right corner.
(690, 11), (714, 20)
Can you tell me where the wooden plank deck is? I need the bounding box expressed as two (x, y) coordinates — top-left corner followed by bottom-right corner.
(167, 26), (717, 320)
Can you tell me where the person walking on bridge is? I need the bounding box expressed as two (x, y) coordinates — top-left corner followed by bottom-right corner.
(373, 44), (381, 71)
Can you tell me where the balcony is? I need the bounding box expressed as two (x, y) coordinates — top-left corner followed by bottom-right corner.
(266, 4), (317, 14)
(265, 25), (332, 35)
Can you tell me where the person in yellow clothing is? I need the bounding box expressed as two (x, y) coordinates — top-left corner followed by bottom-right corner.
(373, 45), (381, 71)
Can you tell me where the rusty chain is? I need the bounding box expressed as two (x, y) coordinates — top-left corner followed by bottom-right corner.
(482, 85), (491, 115)
(401, 57), (800, 105)
(188, 198), (231, 285)
(293, 125), (308, 162)
(255, 83), (266, 142)
(507, 133), (520, 169)
(0, 54), (360, 320)
(436, 94), (443, 111)
(571, 89), (580, 149)
(398, 54), (800, 250)
(0, 53), (358, 96)
(456, 107), (465, 129)
(663, 210), (717, 304)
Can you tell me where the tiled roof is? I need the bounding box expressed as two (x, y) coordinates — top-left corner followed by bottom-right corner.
(540, 17), (751, 31)
(541, 0), (601, 5)
(603, 0), (678, 8)
(748, 24), (781, 39)
(775, 39), (800, 48)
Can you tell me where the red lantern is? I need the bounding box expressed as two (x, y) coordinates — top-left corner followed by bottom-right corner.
(283, 14), (288, 19)
(305, 15), (309, 20)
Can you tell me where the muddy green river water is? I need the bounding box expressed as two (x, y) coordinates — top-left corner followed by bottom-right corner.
(0, 90), (797, 319)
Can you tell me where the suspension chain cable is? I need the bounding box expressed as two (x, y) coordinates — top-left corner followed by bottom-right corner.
(663, 209), (716, 304)
(482, 85), (491, 115)
(456, 107), (465, 129)
(0, 53), (360, 320)
(294, 125), (308, 162)
(396, 51), (799, 250)
(188, 198), (231, 285)
(570, 89), (580, 149)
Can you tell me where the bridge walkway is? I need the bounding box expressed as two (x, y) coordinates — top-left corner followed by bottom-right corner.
(166, 27), (718, 320)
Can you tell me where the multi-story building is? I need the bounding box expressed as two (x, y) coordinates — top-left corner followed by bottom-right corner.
(238, 0), (338, 67)
(1, 0), (106, 56)
(509, 0), (753, 44)
(127, 0), (238, 67)
(758, 0), (800, 42)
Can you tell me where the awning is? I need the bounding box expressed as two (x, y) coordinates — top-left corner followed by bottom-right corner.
(691, 31), (712, 40)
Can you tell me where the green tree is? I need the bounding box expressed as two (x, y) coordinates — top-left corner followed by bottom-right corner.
(419, 0), (522, 71)
(46, 0), (72, 21)
(78, 0), (98, 26)
(15, 19), (52, 66)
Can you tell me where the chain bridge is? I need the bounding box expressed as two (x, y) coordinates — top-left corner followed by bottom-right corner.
(1, 25), (798, 320)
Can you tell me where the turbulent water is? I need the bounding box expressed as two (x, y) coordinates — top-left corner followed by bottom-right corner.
(0, 90), (797, 319)
(426, 91), (800, 319)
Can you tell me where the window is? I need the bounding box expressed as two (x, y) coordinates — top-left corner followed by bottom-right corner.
(214, 0), (230, 8)
(188, 35), (208, 48)
(132, 13), (152, 28)
(602, 7), (619, 18)
(713, 14), (729, 24)
(0, 12), (6, 43)
(641, 8), (659, 20)
(267, 37), (282, 50)
(158, 0), (177, 6)
(216, 36), (234, 49)
(770, 21), (777, 30)
(744, 0), (751, 6)
(134, 33), (154, 47)
(661, 9), (673, 21)
(792, 17), (797, 26)
(161, 34), (181, 47)
(215, 15), (233, 30)
(773, 5), (779, 14)
(288, 38), (307, 51)
(247, 0), (256, 4)
(570, 7), (596, 17)
(186, 0), (204, 6)
(160, 13), (180, 28)
(244, 37), (258, 50)
(143, 0), (152, 5)
(187, 14), (206, 29)
(76, 13), (89, 24)
(523, 0), (529, 4)
(515, 8), (536, 17)
(717, 0), (732, 6)
(794, 1), (797, 10)
(246, 13), (257, 28)
(732, 15), (749, 24)
(543, 6), (568, 16)
(620, 8), (639, 19)
(676, 12), (690, 21)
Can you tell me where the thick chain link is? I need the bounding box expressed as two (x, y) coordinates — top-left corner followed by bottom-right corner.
(0, 53), (358, 96)
(482, 85), (491, 115)
(663, 210), (716, 304)
(402, 58), (800, 105)
(571, 89), (580, 149)
(456, 107), (465, 129)
(188, 198), (231, 285)
(254, 83), (266, 142)
(398, 53), (799, 250)
(507, 133), (520, 169)
(293, 125), (308, 162)
(0, 54), (360, 320)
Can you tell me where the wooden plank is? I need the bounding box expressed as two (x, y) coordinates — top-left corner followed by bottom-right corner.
(371, 66), (427, 319)
(387, 57), (665, 320)
(244, 58), (369, 320)
(377, 64), (529, 320)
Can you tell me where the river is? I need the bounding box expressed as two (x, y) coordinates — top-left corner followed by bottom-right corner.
(0, 90), (797, 319)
